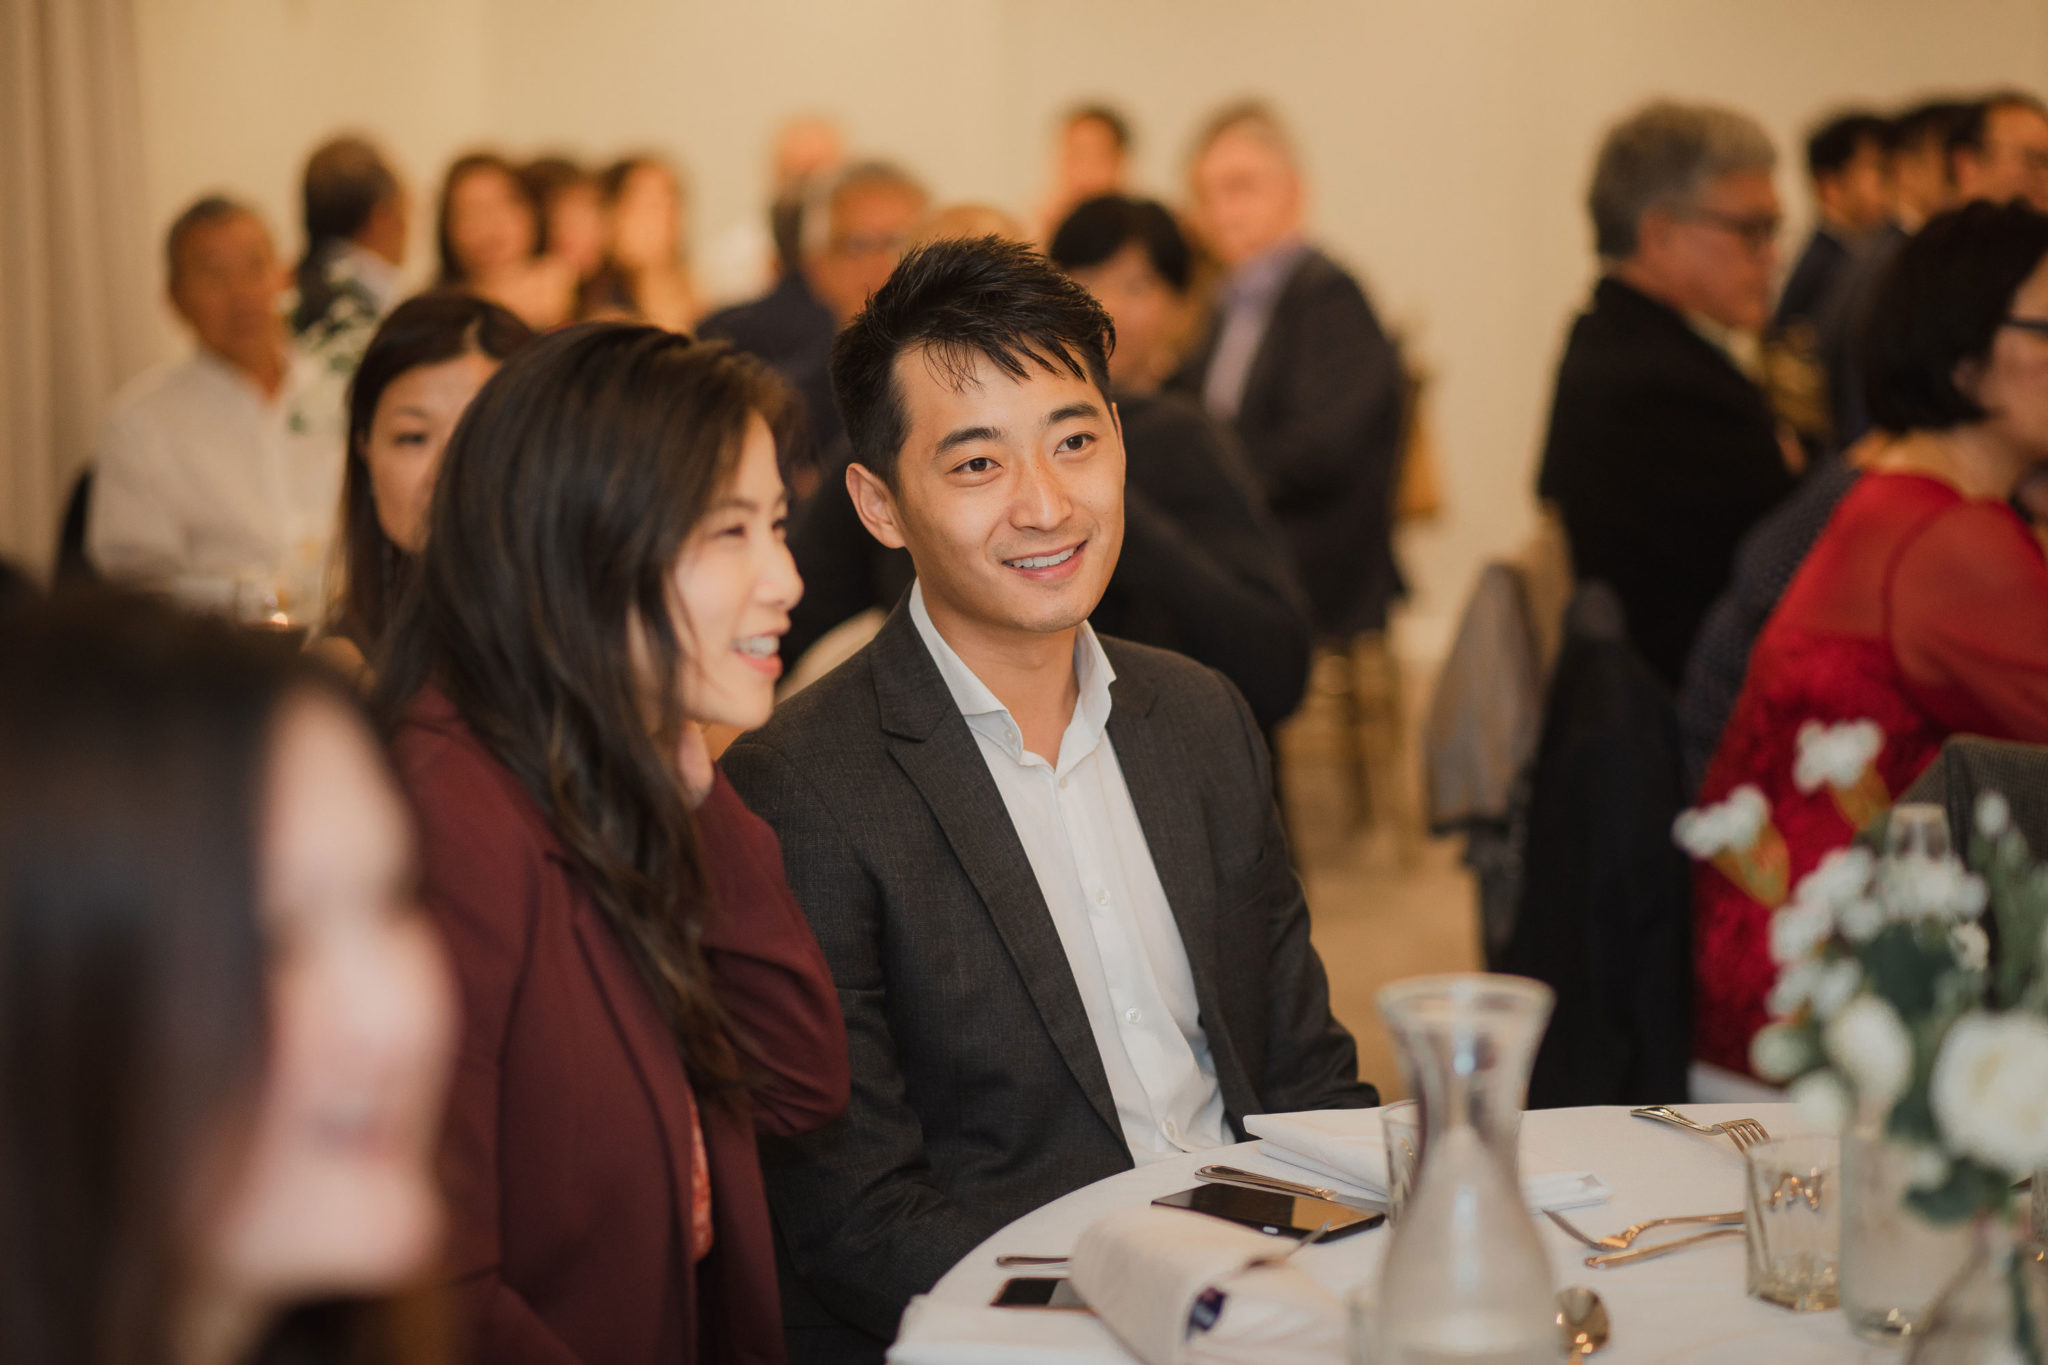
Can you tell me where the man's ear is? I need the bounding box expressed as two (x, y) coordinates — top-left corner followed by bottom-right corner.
(846, 461), (908, 550)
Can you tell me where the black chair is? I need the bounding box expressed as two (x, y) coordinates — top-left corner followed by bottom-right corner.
(1877, 736), (2048, 860)
(53, 466), (96, 586)
(1500, 582), (1695, 1108)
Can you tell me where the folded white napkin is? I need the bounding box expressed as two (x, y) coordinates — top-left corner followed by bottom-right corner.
(1068, 1205), (1346, 1365)
(1245, 1107), (1611, 1212)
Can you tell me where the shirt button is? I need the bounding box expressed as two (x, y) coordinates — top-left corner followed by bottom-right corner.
(1058, 775), (1068, 790)
(1095, 888), (1110, 907)
(1124, 1006), (1142, 1024)
(1164, 1118), (1180, 1139)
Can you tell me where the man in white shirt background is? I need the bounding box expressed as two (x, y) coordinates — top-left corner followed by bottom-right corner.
(87, 196), (341, 614)
(724, 236), (1372, 1364)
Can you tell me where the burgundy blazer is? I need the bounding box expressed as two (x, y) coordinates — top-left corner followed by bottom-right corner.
(394, 689), (849, 1364)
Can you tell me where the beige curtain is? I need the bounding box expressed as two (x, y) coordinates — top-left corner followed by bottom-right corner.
(0, 0), (155, 575)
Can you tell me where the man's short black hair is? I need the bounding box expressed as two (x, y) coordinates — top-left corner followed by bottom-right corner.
(830, 236), (1115, 487)
(1894, 98), (1973, 156)
(1864, 199), (2048, 433)
(165, 195), (257, 289)
(1065, 103), (1132, 153)
(1047, 194), (1193, 294)
(302, 136), (398, 248)
(1806, 111), (1891, 180)
(1948, 91), (2048, 162)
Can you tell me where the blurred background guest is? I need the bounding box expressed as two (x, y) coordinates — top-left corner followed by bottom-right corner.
(434, 152), (574, 329)
(701, 115), (846, 310)
(590, 154), (699, 331)
(1536, 99), (1796, 690)
(319, 291), (533, 680)
(1889, 97), (1973, 231)
(377, 325), (848, 1363)
(293, 135), (408, 364)
(1693, 201), (2048, 1075)
(1049, 192), (1314, 728)
(0, 591), (456, 1365)
(522, 155), (611, 304)
(88, 197), (342, 615)
(1774, 110), (1893, 338)
(1033, 102), (1132, 244)
(1951, 89), (2048, 213)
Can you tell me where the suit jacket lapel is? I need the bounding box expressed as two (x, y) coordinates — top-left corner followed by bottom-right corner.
(1236, 250), (1313, 427)
(1101, 655), (1262, 1126)
(869, 605), (1123, 1142)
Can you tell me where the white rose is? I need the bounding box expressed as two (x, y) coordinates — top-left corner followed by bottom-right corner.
(1768, 961), (1820, 1017)
(1794, 719), (1885, 793)
(1931, 1013), (2048, 1175)
(1824, 995), (1913, 1111)
(1951, 922), (1990, 974)
(1977, 792), (2011, 840)
(1790, 1070), (1853, 1131)
(1771, 901), (1833, 966)
(1838, 896), (1885, 943)
(1793, 846), (1877, 914)
(1673, 785), (1772, 858)
(1752, 1022), (1816, 1082)
(1885, 858), (1988, 923)
(1810, 959), (1863, 1021)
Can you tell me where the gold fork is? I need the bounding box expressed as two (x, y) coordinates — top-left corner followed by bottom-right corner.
(1629, 1105), (1772, 1152)
(1545, 1207), (1744, 1250)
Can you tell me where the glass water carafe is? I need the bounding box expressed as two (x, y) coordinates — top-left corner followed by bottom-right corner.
(1366, 973), (1558, 1365)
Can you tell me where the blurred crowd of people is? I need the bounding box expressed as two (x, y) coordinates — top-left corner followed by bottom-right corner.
(7, 75), (2048, 1365)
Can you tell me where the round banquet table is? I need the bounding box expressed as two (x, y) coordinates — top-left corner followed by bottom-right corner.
(888, 1103), (1909, 1364)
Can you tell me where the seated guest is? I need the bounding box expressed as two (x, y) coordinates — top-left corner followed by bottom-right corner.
(319, 291), (533, 678)
(1775, 111), (1892, 336)
(523, 155), (611, 301)
(1536, 100), (1797, 689)
(377, 325), (849, 1362)
(1050, 193), (1314, 727)
(293, 135), (408, 360)
(1951, 90), (2048, 214)
(1889, 98), (1973, 232)
(723, 239), (1374, 1360)
(434, 152), (574, 329)
(705, 161), (930, 469)
(1174, 101), (1408, 647)
(89, 197), (343, 611)
(590, 154), (700, 331)
(1693, 202), (2048, 1075)
(0, 591), (456, 1365)
(1034, 103), (1133, 244)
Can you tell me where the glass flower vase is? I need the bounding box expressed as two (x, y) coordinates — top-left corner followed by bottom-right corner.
(1841, 1118), (1975, 1340)
(1365, 973), (1557, 1365)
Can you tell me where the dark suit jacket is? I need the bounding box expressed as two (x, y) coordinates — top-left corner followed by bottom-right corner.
(1170, 246), (1406, 637)
(1772, 227), (1850, 332)
(1535, 276), (1796, 690)
(698, 273), (841, 467)
(721, 605), (1373, 1357)
(394, 689), (850, 1365)
(782, 390), (1313, 730)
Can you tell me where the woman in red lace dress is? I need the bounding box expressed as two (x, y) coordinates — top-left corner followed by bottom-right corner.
(1695, 202), (2048, 1074)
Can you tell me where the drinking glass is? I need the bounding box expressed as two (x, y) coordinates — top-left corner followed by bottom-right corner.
(1745, 1134), (1841, 1312)
(1383, 1100), (1422, 1224)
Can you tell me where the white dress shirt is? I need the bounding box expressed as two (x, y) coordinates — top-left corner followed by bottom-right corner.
(909, 584), (1231, 1163)
(87, 346), (342, 612)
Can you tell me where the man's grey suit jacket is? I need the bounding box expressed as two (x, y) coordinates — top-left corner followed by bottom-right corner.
(721, 600), (1375, 1355)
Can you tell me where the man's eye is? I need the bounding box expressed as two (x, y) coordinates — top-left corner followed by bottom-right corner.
(1057, 433), (1094, 453)
(957, 456), (996, 475)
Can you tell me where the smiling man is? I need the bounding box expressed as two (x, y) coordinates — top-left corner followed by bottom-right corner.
(722, 237), (1374, 1363)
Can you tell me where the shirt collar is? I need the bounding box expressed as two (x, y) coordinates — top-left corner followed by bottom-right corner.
(907, 581), (1115, 768)
(332, 241), (402, 312)
(1222, 235), (1309, 308)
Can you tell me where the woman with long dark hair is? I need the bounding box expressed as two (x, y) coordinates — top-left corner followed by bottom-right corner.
(434, 153), (574, 329)
(322, 291), (532, 675)
(587, 155), (699, 331)
(0, 592), (456, 1365)
(376, 325), (847, 1362)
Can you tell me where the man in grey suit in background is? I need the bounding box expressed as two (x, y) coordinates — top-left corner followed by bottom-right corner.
(723, 237), (1375, 1363)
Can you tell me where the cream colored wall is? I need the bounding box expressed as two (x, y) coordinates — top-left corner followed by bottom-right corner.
(130, 0), (2048, 650)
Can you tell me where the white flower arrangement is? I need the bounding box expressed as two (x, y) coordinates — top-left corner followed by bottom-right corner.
(1930, 1012), (2048, 1175)
(1823, 995), (1913, 1111)
(1672, 784), (1770, 858)
(1794, 719), (1885, 793)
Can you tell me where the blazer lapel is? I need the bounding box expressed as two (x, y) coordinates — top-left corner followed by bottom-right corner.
(1236, 250), (1313, 426)
(868, 605), (1123, 1143)
(1101, 651), (1262, 1126)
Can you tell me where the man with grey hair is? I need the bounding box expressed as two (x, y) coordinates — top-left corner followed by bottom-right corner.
(1536, 99), (1798, 688)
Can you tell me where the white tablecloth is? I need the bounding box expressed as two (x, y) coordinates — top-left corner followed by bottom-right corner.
(891, 1104), (1904, 1364)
